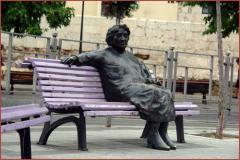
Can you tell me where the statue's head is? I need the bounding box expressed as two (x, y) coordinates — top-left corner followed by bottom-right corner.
(106, 24), (130, 51)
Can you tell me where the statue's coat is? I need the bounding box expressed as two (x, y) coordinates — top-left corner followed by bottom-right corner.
(75, 47), (175, 122)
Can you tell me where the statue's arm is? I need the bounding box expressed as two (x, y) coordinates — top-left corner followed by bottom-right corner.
(140, 61), (156, 84)
(61, 51), (101, 67)
(128, 52), (155, 84)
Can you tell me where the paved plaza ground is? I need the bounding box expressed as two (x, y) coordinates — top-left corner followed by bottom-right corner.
(1, 84), (239, 159)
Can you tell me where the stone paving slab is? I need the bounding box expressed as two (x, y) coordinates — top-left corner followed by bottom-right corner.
(1, 85), (239, 159)
(1, 124), (238, 159)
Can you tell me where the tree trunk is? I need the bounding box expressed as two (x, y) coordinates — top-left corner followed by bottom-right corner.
(116, 17), (120, 25)
(116, 3), (120, 24)
(215, 1), (225, 139)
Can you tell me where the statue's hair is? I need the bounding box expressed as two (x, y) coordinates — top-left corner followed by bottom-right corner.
(105, 24), (130, 46)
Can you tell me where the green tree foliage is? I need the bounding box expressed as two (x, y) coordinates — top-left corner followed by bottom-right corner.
(1, 1), (75, 35)
(102, 1), (139, 24)
(181, 1), (239, 38)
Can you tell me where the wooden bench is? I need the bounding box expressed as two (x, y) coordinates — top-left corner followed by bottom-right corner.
(10, 70), (33, 92)
(160, 79), (209, 104)
(28, 58), (200, 151)
(1, 104), (50, 159)
(175, 80), (209, 104)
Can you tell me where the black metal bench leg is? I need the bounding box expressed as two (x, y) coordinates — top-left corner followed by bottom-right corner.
(10, 83), (14, 91)
(38, 116), (86, 150)
(10, 83), (14, 94)
(79, 112), (88, 151)
(38, 121), (51, 145)
(17, 127), (32, 159)
(175, 115), (185, 143)
(202, 93), (207, 104)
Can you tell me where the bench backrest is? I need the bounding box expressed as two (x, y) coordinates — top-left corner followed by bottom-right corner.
(10, 71), (33, 82)
(30, 58), (199, 113)
(31, 58), (107, 107)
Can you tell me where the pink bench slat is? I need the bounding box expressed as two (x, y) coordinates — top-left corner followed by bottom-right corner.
(174, 102), (193, 105)
(45, 102), (82, 109)
(39, 86), (103, 93)
(44, 101), (199, 112)
(36, 67), (99, 76)
(30, 58), (61, 63)
(42, 92), (105, 99)
(174, 104), (198, 110)
(37, 73), (100, 82)
(45, 101), (133, 109)
(1, 105), (48, 122)
(1, 104), (42, 111)
(47, 101), (132, 106)
(44, 98), (106, 103)
(81, 103), (136, 111)
(84, 111), (139, 117)
(83, 110), (200, 117)
(1, 115), (50, 132)
(175, 110), (200, 116)
(39, 80), (102, 87)
(31, 59), (97, 71)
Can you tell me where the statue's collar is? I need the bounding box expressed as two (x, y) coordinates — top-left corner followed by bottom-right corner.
(108, 47), (126, 55)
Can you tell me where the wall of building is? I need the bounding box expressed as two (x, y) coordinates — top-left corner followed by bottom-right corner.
(132, 1), (178, 21)
(1, 2), (238, 81)
(66, 1), (100, 16)
(66, 1), (179, 21)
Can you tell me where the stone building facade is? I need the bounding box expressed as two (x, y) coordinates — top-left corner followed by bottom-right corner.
(1, 2), (238, 81)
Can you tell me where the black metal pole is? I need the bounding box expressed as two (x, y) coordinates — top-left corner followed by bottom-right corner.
(79, 1), (85, 54)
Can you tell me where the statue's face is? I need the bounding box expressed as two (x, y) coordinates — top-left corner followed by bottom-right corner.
(111, 28), (129, 50)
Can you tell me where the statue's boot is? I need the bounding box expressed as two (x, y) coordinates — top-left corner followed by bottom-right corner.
(146, 121), (170, 151)
(159, 122), (177, 150)
(140, 121), (150, 138)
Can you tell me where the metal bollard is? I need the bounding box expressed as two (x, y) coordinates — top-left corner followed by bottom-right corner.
(162, 51), (168, 88)
(208, 56), (214, 101)
(172, 51), (178, 99)
(57, 39), (62, 59)
(130, 47), (133, 53)
(5, 33), (13, 94)
(96, 43), (100, 50)
(106, 116), (112, 128)
(32, 69), (37, 94)
(224, 53), (231, 99)
(49, 33), (58, 59)
(153, 64), (157, 81)
(167, 46), (175, 90)
(184, 67), (189, 101)
(228, 56), (235, 113)
(224, 52), (231, 113)
(45, 38), (51, 59)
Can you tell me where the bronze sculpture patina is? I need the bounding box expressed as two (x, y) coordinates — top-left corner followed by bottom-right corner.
(61, 24), (176, 151)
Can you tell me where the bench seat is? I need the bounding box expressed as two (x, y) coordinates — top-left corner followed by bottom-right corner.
(26, 58), (200, 151)
(1, 104), (50, 159)
(83, 109), (200, 117)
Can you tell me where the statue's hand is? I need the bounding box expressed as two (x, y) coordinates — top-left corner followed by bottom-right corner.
(61, 55), (79, 67)
(145, 78), (155, 84)
(155, 79), (162, 86)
